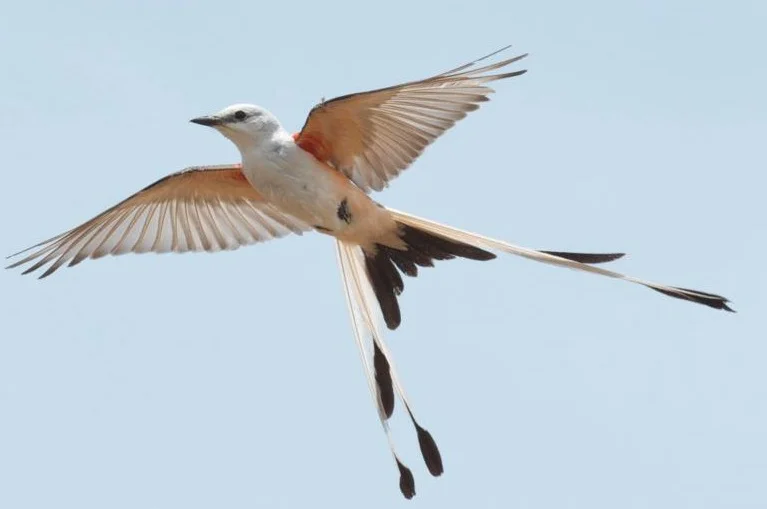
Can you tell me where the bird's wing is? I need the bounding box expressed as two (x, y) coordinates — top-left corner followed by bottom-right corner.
(294, 46), (528, 193)
(7, 164), (310, 278)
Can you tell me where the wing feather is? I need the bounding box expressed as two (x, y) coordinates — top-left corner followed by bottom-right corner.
(7, 164), (309, 278)
(295, 46), (528, 192)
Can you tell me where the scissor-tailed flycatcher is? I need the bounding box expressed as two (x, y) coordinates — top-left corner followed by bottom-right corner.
(8, 46), (732, 499)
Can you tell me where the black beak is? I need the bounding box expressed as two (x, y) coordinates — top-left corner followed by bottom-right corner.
(190, 116), (222, 127)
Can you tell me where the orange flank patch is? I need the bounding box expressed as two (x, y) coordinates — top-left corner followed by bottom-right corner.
(294, 132), (332, 163)
(228, 165), (248, 182)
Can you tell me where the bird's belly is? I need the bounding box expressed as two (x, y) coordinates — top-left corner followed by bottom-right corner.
(242, 148), (398, 246)
(242, 158), (348, 229)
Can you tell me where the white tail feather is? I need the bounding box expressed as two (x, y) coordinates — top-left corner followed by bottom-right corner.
(336, 239), (445, 496)
(336, 241), (418, 497)
(387, 208), (733, 311)
(337, 241), (437, 420)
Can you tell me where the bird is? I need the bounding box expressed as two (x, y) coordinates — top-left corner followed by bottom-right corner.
(7, 46), (733, 499)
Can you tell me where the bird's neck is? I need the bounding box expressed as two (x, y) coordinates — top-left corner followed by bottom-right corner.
(238, 128), (293, 165)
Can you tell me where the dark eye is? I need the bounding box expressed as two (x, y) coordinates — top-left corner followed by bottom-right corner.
(234, 110), (247, 121)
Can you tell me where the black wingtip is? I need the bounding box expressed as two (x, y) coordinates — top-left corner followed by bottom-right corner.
(539, 251), (626, 264)
(396, 459), (416, 499)
(415, 424), (444, 477)
(498, 69), (528, 79)
(649, 285), (735, 312)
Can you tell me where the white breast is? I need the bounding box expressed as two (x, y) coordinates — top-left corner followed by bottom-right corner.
(240, 133), (347, 229)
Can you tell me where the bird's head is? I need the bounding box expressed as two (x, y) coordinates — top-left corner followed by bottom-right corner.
(190, 104), (282, 149)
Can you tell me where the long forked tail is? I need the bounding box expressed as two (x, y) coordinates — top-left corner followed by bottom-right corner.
(337, 212), (732, 499)
(361, 215), (663, 331)
(337, 241), (440, 499)
(362, 222), (496, 330)
(386, 208), (734, 313)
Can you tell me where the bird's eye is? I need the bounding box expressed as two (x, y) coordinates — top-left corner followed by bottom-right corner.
(234, 110), (247, 121)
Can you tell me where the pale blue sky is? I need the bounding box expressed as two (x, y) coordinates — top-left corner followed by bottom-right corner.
(1, 0), (764, 507)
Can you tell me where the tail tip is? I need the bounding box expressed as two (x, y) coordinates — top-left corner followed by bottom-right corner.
(396, 459), (416, 499)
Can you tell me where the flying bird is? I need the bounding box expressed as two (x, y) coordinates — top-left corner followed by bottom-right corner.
(7, 46), (733, 499)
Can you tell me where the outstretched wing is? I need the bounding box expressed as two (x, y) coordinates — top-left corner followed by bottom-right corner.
(7, 164), (310, 278)
(294, 46), (528, 192)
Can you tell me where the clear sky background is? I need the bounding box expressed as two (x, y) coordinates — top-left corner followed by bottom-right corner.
(0, 0), (764, 507)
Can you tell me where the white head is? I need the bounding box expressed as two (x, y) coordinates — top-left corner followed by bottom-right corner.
(190, 104), (283, 150)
